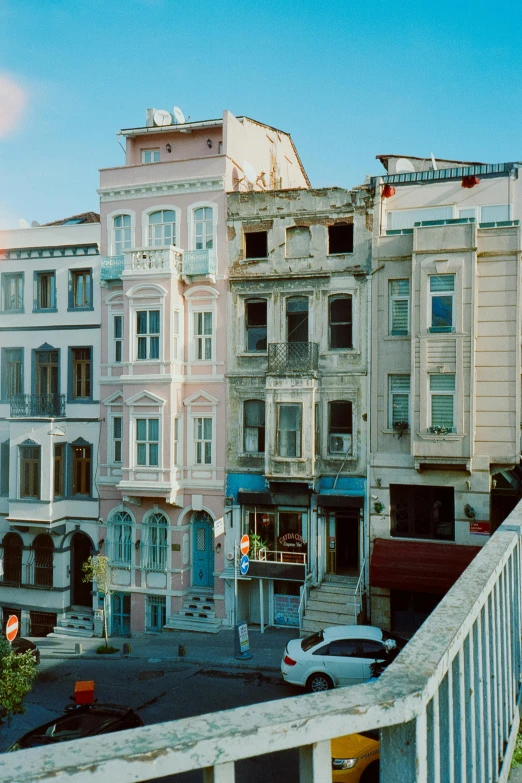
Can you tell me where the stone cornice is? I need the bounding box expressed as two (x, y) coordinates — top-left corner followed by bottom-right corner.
(98, 176), (225, 203)
(0, 245), (99, 261)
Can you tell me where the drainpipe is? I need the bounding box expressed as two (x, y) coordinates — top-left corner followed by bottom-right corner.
(365, 266), (372, 621)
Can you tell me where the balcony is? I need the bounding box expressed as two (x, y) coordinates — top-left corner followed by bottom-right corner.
(267, 342), (319, 374)
(125, 246), (182, 275)
(182, 248), (216, 278)
(5, 504), (521, 782)
(100, 255), (124, 280)
(10, 394), (65, 418)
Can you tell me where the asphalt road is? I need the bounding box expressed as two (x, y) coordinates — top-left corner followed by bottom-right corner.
(1, 656), (303, 782)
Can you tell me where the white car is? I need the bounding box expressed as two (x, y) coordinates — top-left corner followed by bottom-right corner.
(281, 625), (399, 693)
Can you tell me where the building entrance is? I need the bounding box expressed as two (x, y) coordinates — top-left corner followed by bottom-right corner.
(326, 511), (359, 576)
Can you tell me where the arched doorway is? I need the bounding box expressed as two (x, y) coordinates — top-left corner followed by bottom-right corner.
(70, 532), (93, 607)
(192, 511), (214, 588)
(3, 533), (22, 585)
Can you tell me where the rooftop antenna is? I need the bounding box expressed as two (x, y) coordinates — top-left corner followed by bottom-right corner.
(431, 153), (438, 171)
(116, 131), (125, 154)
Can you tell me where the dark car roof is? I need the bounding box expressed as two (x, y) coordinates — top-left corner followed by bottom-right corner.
(10, 704), (142, 749)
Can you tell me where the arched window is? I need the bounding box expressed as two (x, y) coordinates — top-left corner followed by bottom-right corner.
(113, 215), (131, 256)
(33, 534), (53, 587)
(193, 207), (214, 249)
(2, 532), (22, 585)
(108, 510), (133, 567)
(148, 210), (176, 247)
(144, 511), (168, 571)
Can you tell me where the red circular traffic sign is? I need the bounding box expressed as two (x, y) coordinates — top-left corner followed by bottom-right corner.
(240, 534), (250, 556)
(6, 614), (19, 643)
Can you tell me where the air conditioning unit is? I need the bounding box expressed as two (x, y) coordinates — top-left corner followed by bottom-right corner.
(329, 434), (352, 454)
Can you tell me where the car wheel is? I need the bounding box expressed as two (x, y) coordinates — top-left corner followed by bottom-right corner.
(306, 673), (333, 693)
(360, 761), (380, 783)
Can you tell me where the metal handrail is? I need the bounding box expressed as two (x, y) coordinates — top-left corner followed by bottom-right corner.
(251, 549), (307, 565)
(352, 556), (366, 619)
(298, 573), (313, 635)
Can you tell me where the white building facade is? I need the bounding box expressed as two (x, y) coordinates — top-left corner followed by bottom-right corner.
(0, 215), (101, 637)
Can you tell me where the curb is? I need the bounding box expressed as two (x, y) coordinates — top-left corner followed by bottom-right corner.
(39, 651), (281, 674)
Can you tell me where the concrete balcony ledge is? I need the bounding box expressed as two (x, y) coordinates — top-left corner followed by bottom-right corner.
(182, 248), (216, 279)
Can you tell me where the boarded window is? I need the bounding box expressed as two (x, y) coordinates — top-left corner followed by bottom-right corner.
(286, 226), (310, 258)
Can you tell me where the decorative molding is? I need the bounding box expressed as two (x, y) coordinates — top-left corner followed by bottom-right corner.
(125, 390), (166, 407)
(0, 245), (99, 261)
(98, 176), (225, 203)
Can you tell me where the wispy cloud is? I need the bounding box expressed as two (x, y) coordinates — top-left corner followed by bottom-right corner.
(0, 71), (27, 138)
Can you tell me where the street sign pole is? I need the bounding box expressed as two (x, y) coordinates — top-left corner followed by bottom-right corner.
(234, 539), (238, 628)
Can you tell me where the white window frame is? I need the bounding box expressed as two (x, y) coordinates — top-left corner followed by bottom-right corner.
(428, 274), (455, 333)
(136, 309), (161, 361)
(193, 416), (213, 465)
(173, 308), (183, 362)
(276, 403), (302, 458)
(389, 279), (410, 336)
(140, 205), (180, 251)
(127, 283), (166, 365)
(188, 202), (217, 251)
(429, 374), (456, 432)
(388, 375), (411, 429)
(185, 287), (219, 364)
(174, 415), (183, 467)
(146, 208), (177, 247)
(193, 310), (213, 361)
(141, 149), (160, 164)
(111, 414), (123, 465)
(113, 313), (123, 364)
(135, 417), (160, 467)
(106, 210), (135, 257)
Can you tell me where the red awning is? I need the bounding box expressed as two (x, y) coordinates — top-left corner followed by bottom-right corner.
(370, 538), (481, 595)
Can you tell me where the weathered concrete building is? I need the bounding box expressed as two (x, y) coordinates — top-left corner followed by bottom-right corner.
(225, 186), (374, 631)
(368, 156), (522, 633)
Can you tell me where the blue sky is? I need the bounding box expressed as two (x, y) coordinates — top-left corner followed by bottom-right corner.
(0, 0), (521, 227)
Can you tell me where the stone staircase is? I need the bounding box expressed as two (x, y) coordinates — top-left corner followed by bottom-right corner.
(49, 608), (94, 638)
(164, 588), (222, 634)
(301, 576), (362, 635)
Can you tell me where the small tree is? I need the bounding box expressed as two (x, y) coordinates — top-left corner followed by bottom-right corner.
(0, 638), (38, 725)
(82, 555), (111, 647)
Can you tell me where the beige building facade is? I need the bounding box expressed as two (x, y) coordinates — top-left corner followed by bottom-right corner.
(368, 157), (522, 633)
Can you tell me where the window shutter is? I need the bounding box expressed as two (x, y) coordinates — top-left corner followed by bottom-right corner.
(391, 300), (409, 334)
(430, 374), (455, 391)
(430, 275), (455, 292)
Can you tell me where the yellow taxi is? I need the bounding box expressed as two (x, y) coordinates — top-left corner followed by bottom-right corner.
(331, 730), (380, 782)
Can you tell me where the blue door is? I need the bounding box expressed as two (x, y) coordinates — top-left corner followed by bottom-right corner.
(192, 513), (214, 588)
(111, 593), (131, 636)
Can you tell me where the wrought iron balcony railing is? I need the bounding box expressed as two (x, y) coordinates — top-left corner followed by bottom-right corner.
(10, 393), (66, 417)
(182, 248), (217, 277)
(267, 342), (319, 374)
(100, 255), (125, 280)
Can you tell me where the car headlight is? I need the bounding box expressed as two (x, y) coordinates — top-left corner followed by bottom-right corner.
(332, 757), (358, 770)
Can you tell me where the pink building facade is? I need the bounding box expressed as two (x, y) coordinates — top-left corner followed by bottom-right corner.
(97, 110), (308, 634)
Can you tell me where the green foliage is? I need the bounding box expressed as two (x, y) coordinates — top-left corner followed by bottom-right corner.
(249, 534), (268, 559)
(82, 555), (110, 594)
(0, 638), (38, 725)
(96, 645), (119, 655)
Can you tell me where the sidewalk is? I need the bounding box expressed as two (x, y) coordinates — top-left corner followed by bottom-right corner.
(30, 625), (299, 674)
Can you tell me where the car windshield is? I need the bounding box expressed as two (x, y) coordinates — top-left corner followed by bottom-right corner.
(18, 711), (119, 747)
(301, 631), (324, 651)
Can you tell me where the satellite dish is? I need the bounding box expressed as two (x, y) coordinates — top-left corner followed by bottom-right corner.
(153, 109), (172, 127)
(242, 160), (257, 182)
(430, 152), (438, 171)
(173, 106), (185, 125)
(31, 221), (40, 227)
(395, 157), (416, 174)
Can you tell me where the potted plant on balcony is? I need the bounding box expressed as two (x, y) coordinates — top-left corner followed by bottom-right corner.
(249, 534), (269, 560)
(429, 425), (450, 435)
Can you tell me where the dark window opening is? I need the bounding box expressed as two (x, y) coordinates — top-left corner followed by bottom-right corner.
(2, 532), (22, 584)
(33, 534), (54, 587)
(245, 299), (267, 351)
(390, 484), (454, 541)
(286, 297), (308, 343)
(245, 231), (268, 259)
(328, 223), (354, 254)
(329, 295), (352, 349)
(328, 401), (353, 455)
(30, 610), (57, 636)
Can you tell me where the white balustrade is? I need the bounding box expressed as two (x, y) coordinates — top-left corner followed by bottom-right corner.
(2, 505), (522, 782)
